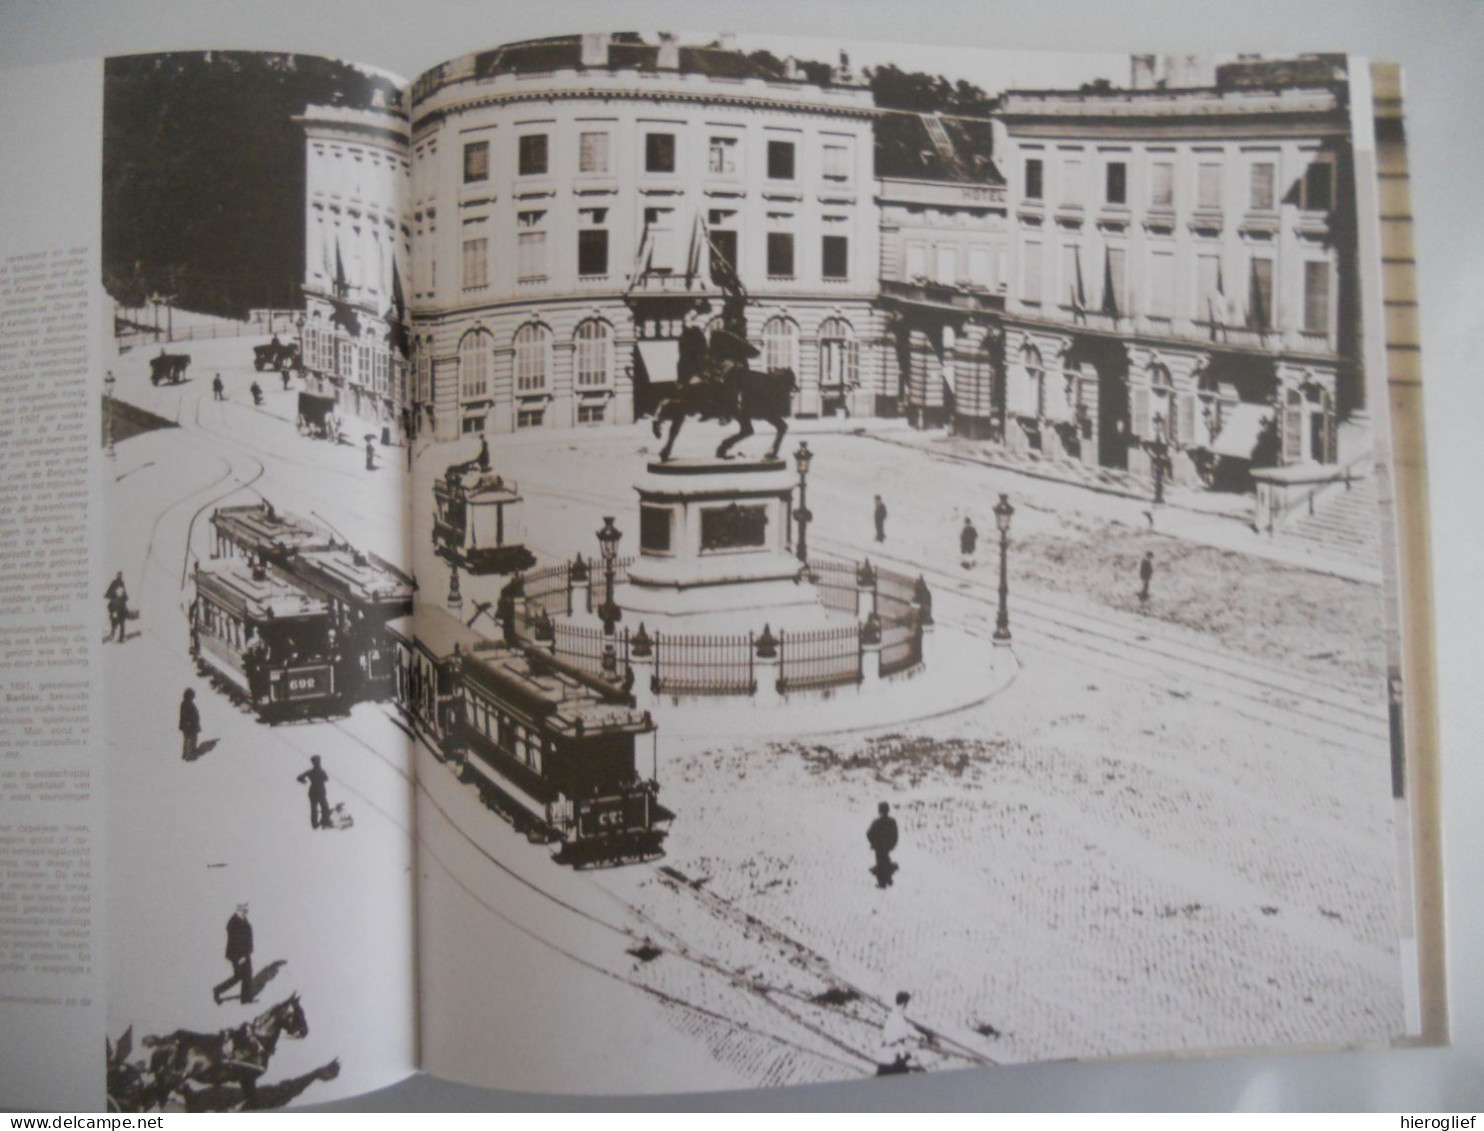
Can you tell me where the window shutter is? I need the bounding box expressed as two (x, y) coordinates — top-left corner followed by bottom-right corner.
(1130, 386), (1149, 439)
(1177, 393), (1196, 447)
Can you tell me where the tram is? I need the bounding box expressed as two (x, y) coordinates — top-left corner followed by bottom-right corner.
(210, 502), (331, 565)
(431, 446), (536, 575)
(189, 560), (343, 720)
(388, 605), (670, 866)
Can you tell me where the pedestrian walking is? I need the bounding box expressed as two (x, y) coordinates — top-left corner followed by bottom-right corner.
(179, 689), (201, 761)
(212, 903), (255, 1005)
(875, 991), (921, 1075)
(959, 517), (979, 569)
(874, 495), (888, 543)
(280, 366), (291, 391)
(297, 755), (332, 830)
(105, 571), (129, 643)
(212, 373), (224, 401)
(365, 438), (377, 472)
(867, 801), (899, 888)
(250, 380), (263, 406)
(1138, 551), (1154, 604)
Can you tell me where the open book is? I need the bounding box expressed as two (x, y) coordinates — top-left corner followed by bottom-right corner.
(0, 32), (1442, 1110)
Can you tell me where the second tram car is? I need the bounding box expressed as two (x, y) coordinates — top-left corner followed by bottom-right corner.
(389, 606), (670, 866)
(190, 560), (342, 719)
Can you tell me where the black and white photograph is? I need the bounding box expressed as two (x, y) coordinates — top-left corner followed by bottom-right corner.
(56, 25), (1438, 1107)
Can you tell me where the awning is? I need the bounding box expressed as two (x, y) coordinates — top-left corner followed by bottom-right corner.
(634, 339), (679, 385)
(1210, 402), (1272, 459)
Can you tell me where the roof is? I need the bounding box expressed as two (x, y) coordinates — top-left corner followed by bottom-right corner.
(293, 546), (415, 608)
(875, 111), (1002, 185)
(386, 605), (492, 660)
(212, 503), (331, 557)
(469, 34), (850, 87)
(194, 562), (329, 622)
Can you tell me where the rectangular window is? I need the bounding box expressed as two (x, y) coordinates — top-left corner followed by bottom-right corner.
(578, 131), (610, 174)
(935, 246), (956, 286)
(968, 246), (992, 287)
(1303, 159), (1333, 210)
(1247, 256), (1274, 329)
(822, 142), (851, 183)
(1149, 251), (1175, 317)
(1197, 162), (1222, 210)
(518, 134), (547, 176)
(460, 237), (488, 290)
(1025, 157), (1043, 201)
(1061, 158), (1083, 207)
(1303, 261), (1330, 334)
(1061, 245), (1081, 308)
(517, 211), (546, 282)
(463, 140), (489, 183)
(710, 228), (738, 280)
(577, 403), (606, 424)
(905, 243), (927, 282)
(645, 132), (676, 174)
(1250, 161), (1276, 210)
(1197, 254), (1222, 321)
(645, 207), (675, 272)
(822, 235), (849, 280)
(767, 232), (795, 278)
(767, 139), (796, 180)
(1023, 240), (1043, 303)
(578, 229), (608, 277)
(1150, 161), (1174, 207)
(516, 408), (545, 429)
(1105, 161), (1127, 206)
(1104, 246), (1127, 315)
(708, 136), (739, 176)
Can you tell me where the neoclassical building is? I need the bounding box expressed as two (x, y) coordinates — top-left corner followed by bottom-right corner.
(296, 97), (414, 432)
(993, 56), (1362, 485)
(408, 34), (883, 439)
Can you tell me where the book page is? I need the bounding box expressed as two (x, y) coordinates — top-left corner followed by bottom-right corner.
(11, 51), (421, 1112)
(400, 34), (1439, 1095)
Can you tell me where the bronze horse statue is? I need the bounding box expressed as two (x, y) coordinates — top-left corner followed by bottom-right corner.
(132, 993), (312, 1111)
(651, 367), (796, 462)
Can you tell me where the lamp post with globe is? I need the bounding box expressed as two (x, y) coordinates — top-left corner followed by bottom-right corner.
(792, 441), (813, 565)
(597, 516), (623, 636)
(993, 492), (1015, 645)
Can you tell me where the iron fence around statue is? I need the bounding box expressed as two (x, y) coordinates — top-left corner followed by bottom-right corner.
(653, 631), (755, 696)
(806, 559), (861, 615)
(880, 616), (923, 676)
(522, 563), (572, 620)
(549, 621), (625, 683)
(875, 569), (919, 620)
(778, 624), (862, 691)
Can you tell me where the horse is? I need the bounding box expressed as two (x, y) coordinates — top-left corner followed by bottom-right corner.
(651, 367), (796, 462)
(138, 993), (309, 1111)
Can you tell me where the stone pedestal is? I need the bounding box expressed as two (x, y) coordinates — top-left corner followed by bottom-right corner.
(624, 458), (814, 619)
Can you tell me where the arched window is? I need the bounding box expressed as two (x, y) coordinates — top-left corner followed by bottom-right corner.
(457, 329), (492, 401)
(818, 317), (857, 391)
(1150, 363), (1174, 442)
(514, 322), (550, 393)
(574, 319), (612, 388)
(762, 316), (799, 374)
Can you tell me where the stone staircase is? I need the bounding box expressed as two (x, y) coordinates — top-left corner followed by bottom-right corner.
(1273, 471), (1382, 565)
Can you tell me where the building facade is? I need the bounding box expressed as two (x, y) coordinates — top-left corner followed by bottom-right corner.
(296, 98), (414, 433)
(408, 34), (883, 440)
(993, 59), (1360, 485)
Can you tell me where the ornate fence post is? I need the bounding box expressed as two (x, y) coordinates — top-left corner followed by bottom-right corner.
(627, 623), (655, 710)
(859, 613), (883, 686)
(855, 558), (878, 623)
(754, 626), (781, 705)
(568, 554), (590, 618)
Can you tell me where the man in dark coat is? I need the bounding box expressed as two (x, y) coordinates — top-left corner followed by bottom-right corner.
(676, 303), (710, 386)
(213, 903), (254, 1005)
(105, 571), (129, 643)
(179, 689), (201, 760)
(867, 801), (899, 888)
(960, 518), (979, 569)
(1139, 551), (1154, 603)
(874, 495), (888, 543)
(297, 755), (332, 830)
(212, 373), (224, 401)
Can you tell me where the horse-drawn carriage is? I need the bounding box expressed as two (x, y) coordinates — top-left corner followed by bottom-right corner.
(253, 337), (300, 372)
(149, 350), (191, 385)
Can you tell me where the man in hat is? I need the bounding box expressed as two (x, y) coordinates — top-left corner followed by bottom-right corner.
(867, 801), (899, 888)
(213, 903), (255, 1005)
(874, 495), (888, 544)
(1139, 550), (1154, 604)
(676, 301), (711, 387)
(179, 689), (201, 761)
(105, 571), (130, 643)
(960, 517), (979, 570)
(297, 755), (332, 830)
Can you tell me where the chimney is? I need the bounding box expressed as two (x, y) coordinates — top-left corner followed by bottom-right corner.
(581, 32), (610, 68)
(657, 33), (680, 71)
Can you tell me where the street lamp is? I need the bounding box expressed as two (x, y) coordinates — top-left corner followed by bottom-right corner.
(1150, 416), (1168, 505)
(792, 441), (813, 565)
(992, 492), (1014, 645)
(103, 371), (117, 460)
(597, 516), (622, 636)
